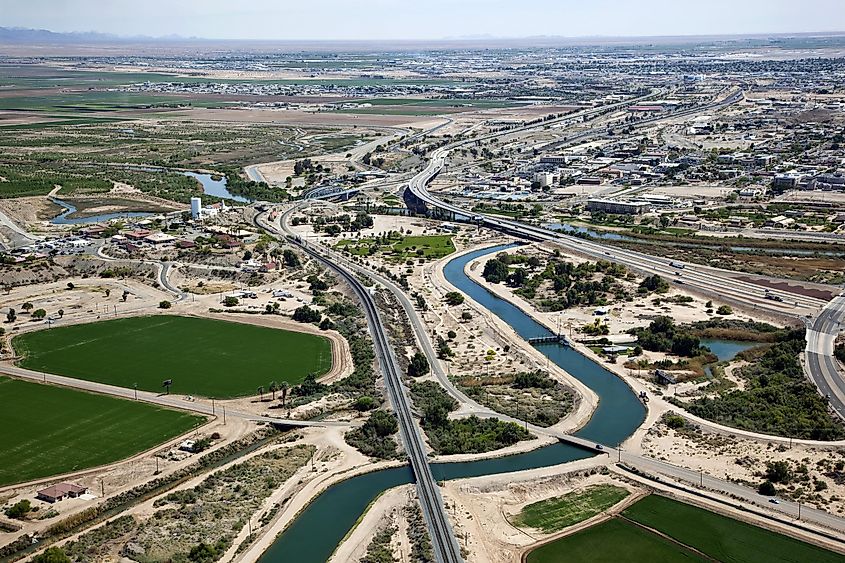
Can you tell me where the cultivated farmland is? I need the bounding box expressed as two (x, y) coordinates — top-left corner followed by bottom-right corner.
(0, 376), (204, 486)
(13, 315), (332, 398)
(525, 494), (845, 563)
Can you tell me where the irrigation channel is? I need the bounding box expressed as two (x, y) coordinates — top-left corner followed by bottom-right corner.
(260, 243), (753, 562)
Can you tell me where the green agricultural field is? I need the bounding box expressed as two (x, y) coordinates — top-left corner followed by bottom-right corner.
(623, 495), (845, 563)
(336, 234), (455, 261)
(512, 485), (630, 533)
(0, 376), (204, 486)
(526, 518), (704, 563)
(13, 315), (332, 398)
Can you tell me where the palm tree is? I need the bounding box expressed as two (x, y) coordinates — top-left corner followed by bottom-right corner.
(280, 381), (290, 408)
(269, 381), (278, 401)
(257, 386), (264, 401)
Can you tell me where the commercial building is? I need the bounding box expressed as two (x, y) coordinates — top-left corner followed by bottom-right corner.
(586, 198), (650, 215)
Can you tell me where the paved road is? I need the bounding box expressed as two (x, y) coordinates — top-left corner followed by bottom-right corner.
(807, 294), (845, 419)
(0, 363), (342, 428)
(278, 201), (845, 538)
(618, 449), (845, 534)
(257, 211), (463, 563)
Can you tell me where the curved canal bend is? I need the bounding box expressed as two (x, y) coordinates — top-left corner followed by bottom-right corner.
(259, 244), (646, 563)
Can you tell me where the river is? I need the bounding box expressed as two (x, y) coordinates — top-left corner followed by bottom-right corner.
(259, 244), (646, 563)
(49, 169), (250, 224)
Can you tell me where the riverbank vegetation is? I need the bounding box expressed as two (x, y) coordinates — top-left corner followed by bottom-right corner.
(480, 250), (640, 312)
(681, 328), (844, 440)
(345, 410), (401, 460)
(410, 381), (532, 454)
(54, 444), (314, 563)
(457, 370), (575, 427)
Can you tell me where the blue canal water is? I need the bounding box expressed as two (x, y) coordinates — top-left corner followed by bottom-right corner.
(259, 244), (646, 563)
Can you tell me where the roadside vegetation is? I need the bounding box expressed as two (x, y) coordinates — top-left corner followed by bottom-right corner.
(682, 328), (844, 440)
(55, 444), (314, 563)
(457, 370), (575, 427)
(344, 410), (401, 460)
(410, 381), (532, 455)
(481, 251), (633, 311)
(1, 428), (282, 562)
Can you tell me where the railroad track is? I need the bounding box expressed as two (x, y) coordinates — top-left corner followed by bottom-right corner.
(255, 211), (463, 563)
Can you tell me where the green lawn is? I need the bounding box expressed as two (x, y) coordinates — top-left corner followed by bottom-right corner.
(512, 485), (630, 533)
(13, 315), (332, 398)
(526, 518), (705, 563)
(336, 234), (455, 261)
(623, 495), (845, 563)
(0, 376), (204, 486)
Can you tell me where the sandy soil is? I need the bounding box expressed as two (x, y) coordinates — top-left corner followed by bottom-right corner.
(440, 458), (635, 563)
(644, 420), (845, 515)
(328, 484), (415, 563)
(168, 107), (434, 128)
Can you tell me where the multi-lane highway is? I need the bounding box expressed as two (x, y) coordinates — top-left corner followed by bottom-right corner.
(276, 200), (845, 539)
(807, 295), (845, 419)
(256, 210), (464, 563)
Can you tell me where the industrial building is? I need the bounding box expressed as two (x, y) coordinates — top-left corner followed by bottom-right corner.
(586, 198), (650, 215)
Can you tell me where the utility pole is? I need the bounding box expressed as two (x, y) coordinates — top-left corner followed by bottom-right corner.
(700, 470), (704, 487)
(211, 397), (215, 416)
(618, 447), (622, 463)
(223, 407), (226, 425)
(133, 383), (138, 401)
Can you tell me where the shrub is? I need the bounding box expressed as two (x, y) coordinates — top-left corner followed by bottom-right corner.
(5, 500), (31, 519)
(33, 547), (70, 563)
(292, 305), (321, 324)
(716, 304), (733, 315)
(407, 352), (430, 378)
(159, 300), (172, 309)
(758, 480), (777, 496)
(444, 292), (464, 306)
(222, 296), (238, 307)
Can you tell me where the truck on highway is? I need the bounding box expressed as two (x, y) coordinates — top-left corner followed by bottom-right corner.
(669, 261), (685, 269)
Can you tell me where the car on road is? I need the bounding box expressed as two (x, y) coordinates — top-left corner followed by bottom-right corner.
(595, 444), (604, 451)
(769, 498), (780, 504)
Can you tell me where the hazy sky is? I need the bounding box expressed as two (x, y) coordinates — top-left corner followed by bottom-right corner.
(3, 0), (845, 41)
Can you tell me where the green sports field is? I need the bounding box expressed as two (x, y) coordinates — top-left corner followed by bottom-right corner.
(0, 376), (204, 486)
(525, 494), (845, 563)
(13, 315), (332, 398)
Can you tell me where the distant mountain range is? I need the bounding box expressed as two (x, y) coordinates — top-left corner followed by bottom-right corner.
(1, 25), (844, 48)
(0, 27), (192, 43)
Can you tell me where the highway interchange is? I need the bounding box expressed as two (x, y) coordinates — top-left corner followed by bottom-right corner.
(247, 87), (845, 555)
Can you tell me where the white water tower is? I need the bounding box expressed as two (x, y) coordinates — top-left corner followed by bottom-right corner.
(190, 197), (202, 220)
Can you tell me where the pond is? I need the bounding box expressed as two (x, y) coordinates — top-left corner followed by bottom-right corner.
(259, 244), (646, 563)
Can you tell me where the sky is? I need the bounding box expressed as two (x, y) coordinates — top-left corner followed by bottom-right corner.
(2, 0), (845, 41)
